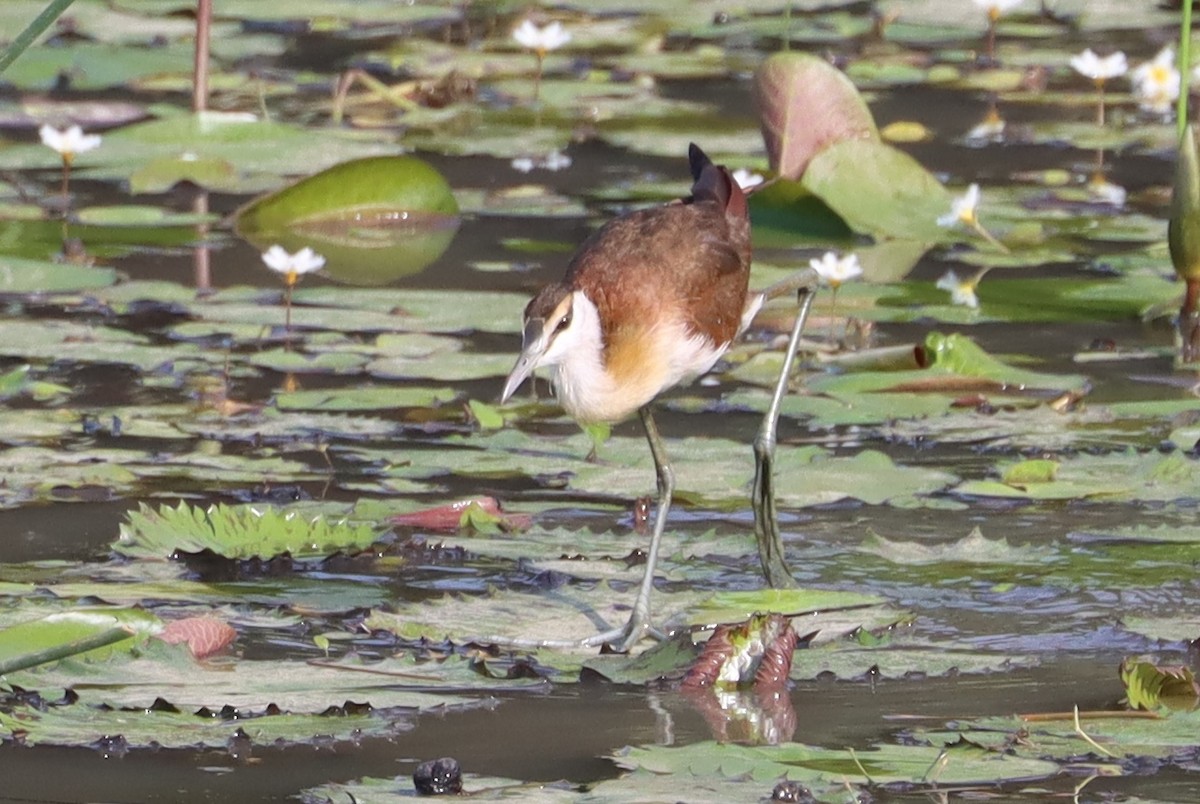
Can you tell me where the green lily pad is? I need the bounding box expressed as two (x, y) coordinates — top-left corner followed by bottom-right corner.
(0, 607), (160, 671)
(0, 255), (118, 293)
(956, 450), (1200, 501)
(802, 138), (954, 242)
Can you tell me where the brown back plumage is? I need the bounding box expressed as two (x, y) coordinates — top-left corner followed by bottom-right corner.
(561, 144), (751, 361)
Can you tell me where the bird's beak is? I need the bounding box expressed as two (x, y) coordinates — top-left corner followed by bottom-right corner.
(500, 321), (546, 404)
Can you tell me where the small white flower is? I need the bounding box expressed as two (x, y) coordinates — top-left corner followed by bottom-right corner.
(936, 270), (980, 309)
(973, 0), (1024, 17)
(732, 168), (764, 190)
(965, 110), (1005, 141)
(808, 251), (863, 289)
(261, 245), (325, 286)
(938, 183), (981, 228)
(511, 151), (573, 173)
(512, 20), (571, 54)
(1070, 49), (1127, 82)
(541, 150), (572, 171)
(1132, 46), (1180, 114)
(39, 124), (102, 162)
(1088, 175), (1126, 207)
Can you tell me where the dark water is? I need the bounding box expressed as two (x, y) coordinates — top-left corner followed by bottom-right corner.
(3, 8), (1200, 803)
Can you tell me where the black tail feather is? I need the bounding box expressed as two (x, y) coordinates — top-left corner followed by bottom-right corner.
(687, 142), (747, 220)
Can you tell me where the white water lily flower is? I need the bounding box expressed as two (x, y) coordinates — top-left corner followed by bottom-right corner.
(973, 0), (1024, 18)
(542, 150), (572, 171)
(936, 270), (980, 309)
(261, 245), (326, 286)
(732, 168), (764, 190)
(1070, 49), (1128, 82)
(1088, 175), (1127, 207)
(808, 251), (863, 289)
(511, 150), (572, 173)
(1132, 47), (1180, 114)
(38, 124), (101, 162)
(965, 109), (1005, 141)
(512, 20), (571, 54)
(937, 183), (981, 228)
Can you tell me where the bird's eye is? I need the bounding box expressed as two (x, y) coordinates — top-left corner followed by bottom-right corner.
(555, 311), (572, 333)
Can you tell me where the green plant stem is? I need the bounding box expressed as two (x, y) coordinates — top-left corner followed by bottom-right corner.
(0, 0), (77, 76)
(0, 626), (134, 675)
(284, 282), (294, 334)
(971, 219), (1010, 253)
(59, 159), (70, 208)
(533, 53), (544, 103)
(1179, 0), (1193, 139)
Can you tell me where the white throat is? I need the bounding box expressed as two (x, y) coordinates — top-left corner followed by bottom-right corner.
(537, 290), (727, 424)
(543, 291), (615, 423)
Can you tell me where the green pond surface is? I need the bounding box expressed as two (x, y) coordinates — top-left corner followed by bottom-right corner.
(1, 1), (1200, 802)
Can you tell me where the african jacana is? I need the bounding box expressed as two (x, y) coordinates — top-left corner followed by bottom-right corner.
(501, 144), (812, 652)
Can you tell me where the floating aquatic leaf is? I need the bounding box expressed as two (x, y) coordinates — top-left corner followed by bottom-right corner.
(274, 385), (458, 412)
(0, 40), (195, 93)
(810, 332), (1088, 396)
(613, 739), (1061, 790)
(73, 205), (215, 227)
(0, 608), (159, 672)
(957, 449), (1200, 502)
(0, 113), (394, 192)
(789, 644), (1039, 680)
(801, 138), (955, 242)
(0, 643), (473, 747)
(0, 256), (118, 293)
(861, 528), (1058, 566)
(115, 501), (380, 560)
(1003, 459), (1060, 485)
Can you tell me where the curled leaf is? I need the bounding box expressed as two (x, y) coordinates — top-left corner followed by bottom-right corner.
(236, 155), (460, 285)
(682, 613), (797, 691)
(754, 52), (878, 181)
(1120, 658), (1200, 711)
(389, 496), (530, 533)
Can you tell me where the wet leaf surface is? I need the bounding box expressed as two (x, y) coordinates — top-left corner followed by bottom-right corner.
(0, 0), (1199, 801)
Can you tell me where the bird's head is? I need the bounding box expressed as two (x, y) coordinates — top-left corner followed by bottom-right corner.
(501, 285), (594, 404)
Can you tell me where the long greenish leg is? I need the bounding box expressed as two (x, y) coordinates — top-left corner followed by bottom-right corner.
(752, 287), (815, 588)
(480, 404), (670, 652)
